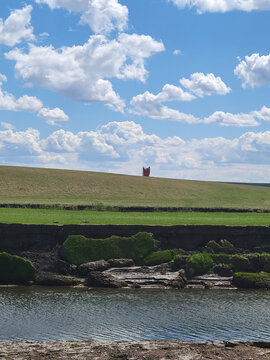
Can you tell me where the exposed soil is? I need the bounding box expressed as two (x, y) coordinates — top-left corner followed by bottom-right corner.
(1, 340), (270, 360)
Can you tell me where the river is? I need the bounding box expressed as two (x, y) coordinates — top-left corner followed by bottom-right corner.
(1, 286), (270, 342)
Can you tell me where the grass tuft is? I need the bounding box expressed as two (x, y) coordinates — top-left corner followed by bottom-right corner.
(143, 250), (176, 266)
(186, 253), (214, 278)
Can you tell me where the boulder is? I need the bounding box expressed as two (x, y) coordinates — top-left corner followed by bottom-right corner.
(20, 251), (72, 275)
(54, 259), (73, 275)
(87, 271), (127, 288)
(35, 272), (83, 286)
(77, 260), (109, 277)
(166, 272), (187, 289)
(171, 255), (187, 271)
(213, 264), (233, 277)
(108, 258), (135, 268)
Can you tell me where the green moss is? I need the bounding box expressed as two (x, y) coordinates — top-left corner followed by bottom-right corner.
(233, 272), (270, 289)
(212, 253), (232, 265)
(0, 252), (35, 284)
(186, 253), (214, 278)
(143, 250), (176, 266)
(63, 232), (155, 265)
(231, 255), (253, 272)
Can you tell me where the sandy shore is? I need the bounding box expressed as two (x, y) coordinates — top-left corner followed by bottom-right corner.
(0, 340), (270, 360)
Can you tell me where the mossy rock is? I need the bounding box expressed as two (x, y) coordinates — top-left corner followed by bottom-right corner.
(63, 232), (155, 265)
(206, 240), (221, 253)
(220, 239), (234, 249)
(186, 253), (214, 278)
(233, 272), (270, 289)
(212, 253), (232, 265)
(143, 250), (175, 266)
(231, 255), (253, 272)
(0, 252), (35, 284)
(260, 254), (270, 273)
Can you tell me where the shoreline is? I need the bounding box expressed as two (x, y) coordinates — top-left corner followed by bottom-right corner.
(0, 340), (270, 359)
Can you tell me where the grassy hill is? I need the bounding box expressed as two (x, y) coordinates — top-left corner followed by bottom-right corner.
(0, 165), (270, 210)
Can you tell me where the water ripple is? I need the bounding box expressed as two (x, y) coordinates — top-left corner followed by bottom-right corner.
(1, 287), (270, 342)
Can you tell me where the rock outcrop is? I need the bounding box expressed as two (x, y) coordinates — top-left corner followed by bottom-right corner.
(106, 264), (187, 288)
(86, 271), (128, 288)
(35, 272), (84, 286)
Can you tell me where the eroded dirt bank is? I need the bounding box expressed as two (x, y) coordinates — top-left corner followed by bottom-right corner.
(1, 340), (270, 360)
(2, 223), (270, 253)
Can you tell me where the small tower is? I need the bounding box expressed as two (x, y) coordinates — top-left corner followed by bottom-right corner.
(143, 166), (150, 177)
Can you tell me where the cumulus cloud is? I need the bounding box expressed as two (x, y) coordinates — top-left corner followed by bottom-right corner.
(0, 74), (69, 125)
(129, 84), (198, 123)
(180, 72), (231, 97)
(35, 0), (128, 34)
(204, 111), (259, 127)
(173, 49), (181, 55)
(169, 0), (270, 13)
(234, 53), (270, 88)
(38, 107), (69, 125)
(130, 83), (270, 127)
(6, 34), (164, 112)
(0, 75), (43, 112)
(2, 121), (270, 182)
(0, 5), (35, 47)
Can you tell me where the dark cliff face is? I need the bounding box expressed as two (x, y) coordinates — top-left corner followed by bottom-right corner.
(0, 223), (270, 253)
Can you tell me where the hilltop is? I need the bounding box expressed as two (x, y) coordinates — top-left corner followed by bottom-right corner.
(0, 165), (270, 210)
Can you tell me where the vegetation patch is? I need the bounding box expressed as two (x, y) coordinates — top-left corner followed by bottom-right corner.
(143, 250), (176, 266)
(231, 255), (254, 272)
(233, 272), (270, 289)
(186, 253), (214, 278)
(63, 232), (155, 265)
(0, 252), (35, 284)
(212, 253), (232, 265)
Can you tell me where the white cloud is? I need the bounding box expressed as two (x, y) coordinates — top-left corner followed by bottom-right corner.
(204, 111), (259, 127)
(130, 84), (270, 127)
(234, 53), (270, 88)
(169, 0), (270, 13)
(0, 74), (69, 125)
(6, 34), (164, 112)
(2, 121), (270, 182)
(180, 72), (231, 97)
(38, 107), (69, 125)
(35, 0), (128, 34)
(1, 122), (15, 130)
(173, 49), (181, 55)
(130, 84), (198, 123)
(0, 5), (35, 46)
(0, 76), (43, 112)
(40, 32), (49, 37)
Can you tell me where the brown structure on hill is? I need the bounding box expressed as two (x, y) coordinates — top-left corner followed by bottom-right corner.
(143, 167), (150, 177)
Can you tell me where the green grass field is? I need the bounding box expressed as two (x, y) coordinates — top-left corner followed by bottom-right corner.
(0, 165), (270, 210)
(0, 208), (270, 226)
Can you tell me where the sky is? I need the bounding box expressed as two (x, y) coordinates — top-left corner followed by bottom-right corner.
(1, 0), (270, 182)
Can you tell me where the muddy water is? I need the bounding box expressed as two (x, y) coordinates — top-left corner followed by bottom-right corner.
(0, 287), (269, 342)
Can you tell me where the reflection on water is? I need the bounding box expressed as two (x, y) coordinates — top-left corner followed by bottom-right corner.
(0, 286), (270, 342)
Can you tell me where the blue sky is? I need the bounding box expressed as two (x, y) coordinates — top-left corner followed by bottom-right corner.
(1, 0), (270, 182)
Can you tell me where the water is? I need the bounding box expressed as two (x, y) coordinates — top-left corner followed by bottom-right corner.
(1, 286), (270, 342)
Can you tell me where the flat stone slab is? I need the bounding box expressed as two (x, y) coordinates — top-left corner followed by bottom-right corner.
(106, 265), (184, 287)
